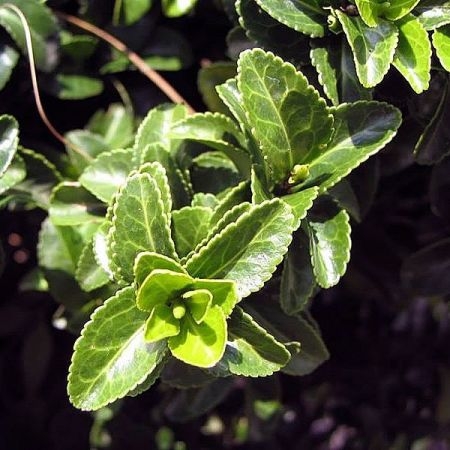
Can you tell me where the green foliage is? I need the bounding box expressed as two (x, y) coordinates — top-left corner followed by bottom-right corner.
(1, 0), (439, 436)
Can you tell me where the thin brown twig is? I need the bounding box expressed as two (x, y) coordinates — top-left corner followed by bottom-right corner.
(56, 11), (196, 114)
(2, 3), (93, 161)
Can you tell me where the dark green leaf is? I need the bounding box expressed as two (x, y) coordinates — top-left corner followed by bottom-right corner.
(161, 358), (214, 388)
(210, 180), (250, 226)
(108, 173), (177, 283)
(216, 78), (250, 131)
(198, 62), (237, 114)
(56, 75), (103, 100)
(392, 15), (431, 93)
(211, 307), (290, 377)
(79, 149), (135, 203)
(0, 114), (18, 177)
(433, 25), (450, 71)
(185, 199), (294, 299)
(280, 231), (316, 314)
(0, 153), (25, 194)
(307, 209), (351, 288)
(415, 0), (450, 30)
(60, 31), (97, 61)
(281, 187), (319, 230)
(0, 44), (18, 90)
(75, 240), (110, 292)
(337, 12), (398, 87)
(172, 206), (213, 258)
(49, 182), (105, 226)
(254, 0), (327, 37)
(238, 49), (333, 183)
(308, 101), (402, 192)
(414, 77), (450, 164)
(121, 0), (153, 25)
(68, 287), (168, 410)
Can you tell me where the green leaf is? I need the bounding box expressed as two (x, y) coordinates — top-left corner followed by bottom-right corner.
(49, 182), (105, 226)
(238, 49), (333, 184)
(280, 231), (316, 314)
(216, 78), (249, 132)
(134, 251), (187, 287)
(170, 112), (250, 176)
(212, 307), (290, 377)
(414, 77), (450, 164)
(87, 103), (135, 149)
(172, 206), (213, 258)
(79, 149), (135, 204)
(0, 153), (25, 194)
(169, 305), (226, 368)
(185, 199), (294, 299)
(144, 304), (180, 342)
(184, 289), (212, 323)
(140, 143), (191, 209)
(92, 222), (114, 280)
(60, 31), (97, 61)
(384, 0), (420, 20)
(281, 187), (319, 230)
(134, 103), (188, 155)
(65, 130), (109, 174)
(243, 298), (329, 376)
(128, 356), (168, 397)
(161, 358), (214, 388)
(108, 173), (177, 283)
(0, 44), (18, 90)
(337, 12), (398, 87)
(56, 75), (103, 100)
(354, 0), (385, 27)
(161, 0), (198, 17)
(192, 278), (238, 317)
(198, 62), (237, 114)
(0, 114), (18, 177)
(68, 287), (168, 410)
(75, 240), (110, 292)
(191, 192), (219, 209)
(415, 0), (450, 30)
(237, 0), (310, 62)
(136, 269), (192, 311)
(121, 0), (153, 25)
(308, 101), (402, 192)
(392, 15), (431, 93)
(307, 209), (351, 288)
(253, 0), (327, 37)
(433, 25), (450, 71)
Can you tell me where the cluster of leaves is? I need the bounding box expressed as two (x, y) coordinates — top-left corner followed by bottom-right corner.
(0, 1), (448, 440)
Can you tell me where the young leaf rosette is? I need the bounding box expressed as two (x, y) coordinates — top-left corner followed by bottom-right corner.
(68, 161), (295, 411)
(134, 252), (238, 368)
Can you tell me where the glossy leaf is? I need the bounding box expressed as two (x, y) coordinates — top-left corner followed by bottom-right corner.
(0, 114), (18, 177)
(79, 149), (135, 204)
(433, 25), (450, 71)
(216, 78), (249, 132)
(307, 102), (402, 192)
(191, 278), (238, 317)
(281, 186), (319, 230)
(75, 241), (110, 292)
(68, 287), (168, 410)
(87, 103), (135, 149)
(212, 307), (290, 377)
(355, 0), (384, 27)
(237, 0), (310, 62)
(243, 298), (329, 376)
(49, 182), (105, 226)
(92, 222), (114, 280)
(307, 209), (351, 288)
(161, 0), (198, 17)
(0, 153), (25, 194)
(384, 0), (420, 20)
(337, 12), (398, 88)
(144, 304), (180, 342)
(415, 0), (450, 30)
(134, 103), (188, 156)
(108, 173), (177, 283)
(170, 112), (250, 175)
(169, 305), (226, 368)
(310, 38), (372, 105)
(0, 44), (18, 90)
(238, 49), (333, 183)
(134, 251), (186, 287)
(56, 75), (103, 100)
(393, 15), (431, 93)
(280, 231), (316, 314)
(185, 199), (294, 299)
(254, 0), (327, 37)
(172, 206), (213, 258)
